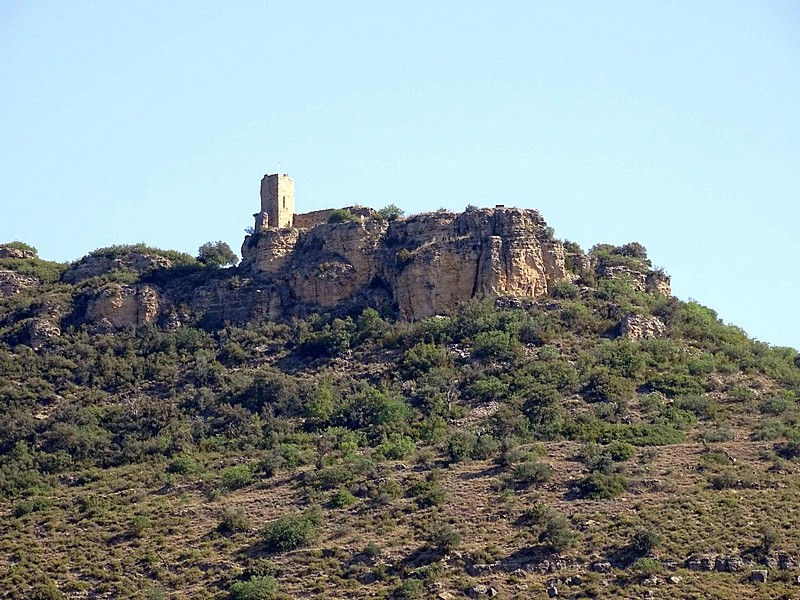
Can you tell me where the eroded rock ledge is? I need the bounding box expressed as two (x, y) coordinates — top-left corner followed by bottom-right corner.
(240, 207), (568, 320)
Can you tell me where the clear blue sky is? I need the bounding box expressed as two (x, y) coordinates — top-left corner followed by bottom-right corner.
(1, 1), (798, 348)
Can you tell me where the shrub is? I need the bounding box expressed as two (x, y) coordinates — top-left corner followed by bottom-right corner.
(401, 343), (451, 379)
(428, 521), (462, 552)
(583, 369), (635, 404)
(395, 578), (424, 599)
(444, 430), (477, 462)
(472, 330), (519, 361)
(759, 523), (780, 554)
(472, 434), (500, 460)
(228, 576), (278, 600)
(606, 441), (635, 462)
(130, 515), (152, 537)
(376, 204), (404, 221)
(261, 508), (322, 552)
(630, 527), (661, 556)
(218, 506), (252, 533)
(551, 280), (580, 299)
(631, 557), (662, 575)
(575, 472), (627, 499)
(220, 464), (254, 491)
(329, 487), (358, 508)
(511, 460), (552, 487)
(396, 248), (413, 265)
(167, 455), (201, 475)
(328, 209), (355, 223)
(539, 514), (576, 552)
(376, 434), (416, 460)
(408, 474), (446, 508)
(198, 241), (238, 267)
(709, 469), (738, 490)
(519, 501), (551, 525)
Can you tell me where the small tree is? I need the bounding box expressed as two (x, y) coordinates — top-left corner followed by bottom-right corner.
(377, 204), (404, 221)
(198, 241), (238, 267)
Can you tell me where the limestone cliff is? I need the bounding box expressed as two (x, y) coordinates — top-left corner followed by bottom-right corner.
(239, 206), (568, 320)
(85, 283), (161, 330)
(51, 207), (669, 333)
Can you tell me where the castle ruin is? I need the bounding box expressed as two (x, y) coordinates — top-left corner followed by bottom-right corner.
(255, 173), (295, 230)
(253, 173), (374, 232)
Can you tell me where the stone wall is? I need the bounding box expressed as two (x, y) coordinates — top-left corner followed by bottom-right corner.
(260, 174), (295, 228)
(293, 206), (376, 229)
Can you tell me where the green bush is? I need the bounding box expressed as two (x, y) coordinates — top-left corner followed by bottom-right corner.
(229, 576), (278, 600)
(575, 472), (627, 499)
(550, 280), (580, 299)
(130, 515), (152, 537)
(376, 204), (404, 221)
(428, 521), (462, 552)
(329, 487), (358, 508)
(220, 464), (254, 491)
(167, 455), (201, 475)
(408, 474), (446, 508)
(583, 369), (635, 404)
(630, 527), (661, 556)
(445, 430), (477, 462)
(376, 434), (416, 460)
(261, 507), (322, 552)
(328, 209), (355, 223)
(198, 241), (238, 267)
(539, 514), (576, 552)
(472, 330), (520, 361)
(218, 506), (252, 533)
(395, 578), (424, 599)
(511, 459), (552, 487)
(401, 342), (451, 378)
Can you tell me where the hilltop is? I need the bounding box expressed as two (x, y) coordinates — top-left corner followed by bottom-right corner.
(0, 186), (799, 599)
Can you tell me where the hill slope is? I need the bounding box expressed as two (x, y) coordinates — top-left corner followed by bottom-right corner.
(0, 222), (799, 599)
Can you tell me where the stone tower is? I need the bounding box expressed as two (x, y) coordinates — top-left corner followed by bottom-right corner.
(259, 173), (295, 229)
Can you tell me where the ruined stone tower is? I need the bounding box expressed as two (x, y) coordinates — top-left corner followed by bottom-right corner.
(259, 173), (295, 229)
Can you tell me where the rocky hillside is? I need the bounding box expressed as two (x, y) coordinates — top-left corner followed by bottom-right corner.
(0, 214), (799, 600)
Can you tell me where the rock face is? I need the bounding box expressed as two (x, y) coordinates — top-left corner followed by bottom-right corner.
(0, 245), (37, 260)
(240, 207), (568, 320)
(25, 318), (61, 349)
(0, 270), (39, 297)
(86, 284), (161, 329)
(619, 314), (667, 340)
(598, 264), (671, 296)
(63, 253), (173, 284)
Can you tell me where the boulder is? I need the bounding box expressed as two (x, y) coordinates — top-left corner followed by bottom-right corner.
(750, 570), (767, 583)
(0, 270), (39, 297)
(619, 314), (667, 340)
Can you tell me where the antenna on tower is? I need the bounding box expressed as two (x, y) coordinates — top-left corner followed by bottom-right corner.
(278, 162), (281, 175)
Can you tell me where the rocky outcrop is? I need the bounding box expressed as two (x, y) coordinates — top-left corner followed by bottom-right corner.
(619, 314), (667, 340)
(63, 253), (173, 284)
(25, 318), (61, 349)
(241, 229), (300, 273)
(596, 263), (672, 297)
(0, 245), (37, 260)
(86, 284), (161, 329)
(287, 218), (389, 308)
(239, 207), (568, 321)
(0, 270), (39, 296)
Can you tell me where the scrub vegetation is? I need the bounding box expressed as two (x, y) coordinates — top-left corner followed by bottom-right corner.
(0, 240), (799, 598)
